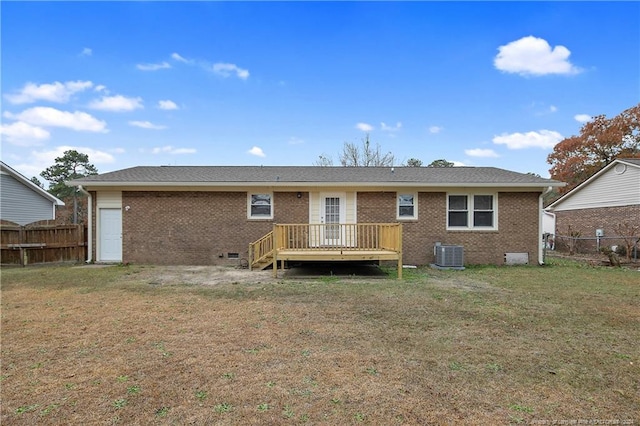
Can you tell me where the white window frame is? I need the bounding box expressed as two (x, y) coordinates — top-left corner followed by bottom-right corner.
(247, 192), (273, 220)
(446, 193), (497, 230)
(397, 192), (418, 220)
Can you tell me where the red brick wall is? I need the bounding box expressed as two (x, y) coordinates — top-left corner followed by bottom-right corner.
(554, 205), (640, 253)
(120, 191), (308, 265)
(94, 189), (541, 266)
(357, 191), (541, 265)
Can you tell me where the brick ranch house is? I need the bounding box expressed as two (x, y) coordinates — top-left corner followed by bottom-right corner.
(70, 165), (563, 271)
(547, 158), (640, 254)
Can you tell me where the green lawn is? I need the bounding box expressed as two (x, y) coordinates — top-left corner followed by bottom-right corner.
(1, 258), (638, 425)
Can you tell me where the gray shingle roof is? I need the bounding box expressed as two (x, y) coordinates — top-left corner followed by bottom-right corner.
(71, 165), (563, 187)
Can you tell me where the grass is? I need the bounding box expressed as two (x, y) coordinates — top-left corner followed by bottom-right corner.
(1, 258), (638, 424)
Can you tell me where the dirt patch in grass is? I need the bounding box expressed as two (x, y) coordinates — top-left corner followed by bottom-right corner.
(2, 261), (638, 425)
(117, 264), (278, 286)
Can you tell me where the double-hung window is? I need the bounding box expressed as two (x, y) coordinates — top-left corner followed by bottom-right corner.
(447, 194), (496, 229)
(397, 193), (417, 220)
(248, 193), (273, 219)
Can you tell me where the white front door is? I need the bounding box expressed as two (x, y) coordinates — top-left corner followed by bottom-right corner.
(320, 193), (346, 246)
(99, 208), (122, 262)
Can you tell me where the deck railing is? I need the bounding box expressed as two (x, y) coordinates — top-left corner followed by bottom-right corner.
(274, 223), (402, 252)
(248, 231), (274, 270)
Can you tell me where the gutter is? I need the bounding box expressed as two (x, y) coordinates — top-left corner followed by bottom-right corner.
(77, 185), (93, 263)
(70, 181), (566, 189)
(538, 186), (554, 265)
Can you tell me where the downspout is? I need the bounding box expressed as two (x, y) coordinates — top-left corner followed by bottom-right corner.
(538, 186), (553, 265)
(77, 185), (93, 263)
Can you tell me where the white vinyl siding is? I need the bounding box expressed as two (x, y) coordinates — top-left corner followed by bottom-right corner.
(97, 191), (122, 208)
(553, 164), (640, 211)
(345, 192), (356, 223)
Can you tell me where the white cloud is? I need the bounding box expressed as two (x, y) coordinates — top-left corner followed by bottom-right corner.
(493, 129), (563, 149)
(29, 145), (115, 174)
(248, 146), (266, 157)
(4, 107), (107, 132)
(110, 147), (126, 154)
(465, 148), (500, 158)
(380, 121), (402, 132)
(129, 121), (167, 130)
(451, 161), (466, 167)
(4, 80), (94, 104)
(355, 122), (374, 132)
(150, 145), (196, 155)
(494, 36), (581, 76)
(212, 63), (250, 80)
(136, 61), (171, 71)
(88, 95), (143, 112)
(0, 121), (50, 146)
(80, 47), (92, 56)
(94, 85), (107, 92)
(171, 52), (192, 63)
(532, 103), (558, 116)
(574, 114), (592, 123)
(288, 137), (304, 145)
(429, 126), (443, 134)
(157, 100), (179, 110)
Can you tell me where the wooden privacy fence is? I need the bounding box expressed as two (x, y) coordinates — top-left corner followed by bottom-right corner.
(1, 224), (86, 266)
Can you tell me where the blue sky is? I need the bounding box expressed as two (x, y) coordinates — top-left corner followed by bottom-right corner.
(1, 2), (639, 180)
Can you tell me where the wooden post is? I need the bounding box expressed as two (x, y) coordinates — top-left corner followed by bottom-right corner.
(272, 224), (278, 278)
(77, 225), (84, 263)
(397, 223), (403, 279)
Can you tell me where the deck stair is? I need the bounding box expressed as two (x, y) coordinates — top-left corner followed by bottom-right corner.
(249, 231), (275, 271)
(251, 254), (274, 270)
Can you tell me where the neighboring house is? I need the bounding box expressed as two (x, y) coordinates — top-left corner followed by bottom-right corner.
(547, 158), (640, 252)
(70, 165), (563, 269)
(1, 161), (65, 226)
(541, 210), (556, 249)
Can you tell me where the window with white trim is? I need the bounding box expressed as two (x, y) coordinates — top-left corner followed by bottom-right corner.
(248, 193), (273, 219)
(397, 193), (417, 219)
(447, 194), (496, 229)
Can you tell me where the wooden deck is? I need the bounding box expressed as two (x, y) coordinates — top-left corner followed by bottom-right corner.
(249, 223), (403, 279)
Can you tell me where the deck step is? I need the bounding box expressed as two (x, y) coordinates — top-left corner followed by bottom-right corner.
(252, 256), (273, 270)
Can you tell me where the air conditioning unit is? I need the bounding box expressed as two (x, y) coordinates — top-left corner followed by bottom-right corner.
(434, 244), (464, 268)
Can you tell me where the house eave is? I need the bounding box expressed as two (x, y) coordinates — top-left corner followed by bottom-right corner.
(1, 161), (65, 206)
(71, 180), (564, 191)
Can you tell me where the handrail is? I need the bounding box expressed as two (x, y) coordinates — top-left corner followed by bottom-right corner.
(273, 223), (401, 252)
(248, 231), (274, 270)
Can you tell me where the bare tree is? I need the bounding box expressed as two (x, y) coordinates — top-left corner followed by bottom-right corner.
(314, 154), (334, 167)
(614, 222), (640, 262)
(339, 134), (395, 167)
